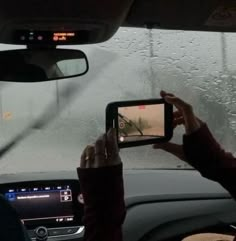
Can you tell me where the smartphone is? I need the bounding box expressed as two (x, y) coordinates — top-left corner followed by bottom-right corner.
(106, 99), (173, 148)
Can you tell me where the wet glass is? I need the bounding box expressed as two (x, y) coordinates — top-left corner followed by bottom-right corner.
(0, 28), (234, 173)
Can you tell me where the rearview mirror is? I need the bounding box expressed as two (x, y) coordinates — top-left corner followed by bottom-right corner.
(0, 48), (89, 82)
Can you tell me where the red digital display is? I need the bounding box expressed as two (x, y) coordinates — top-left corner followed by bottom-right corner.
(15, 30), (89, 45)
(53, 32), (76, 42)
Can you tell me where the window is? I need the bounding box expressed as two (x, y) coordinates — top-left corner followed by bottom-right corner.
(0, 28), (234, 173)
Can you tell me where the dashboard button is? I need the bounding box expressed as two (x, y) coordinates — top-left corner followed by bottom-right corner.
(48, 229), (66, 236)
(35, 226), (48, 240)
(48, 227), (79, 236)
(27, 230), (35, 238)
(64, 227), (79, 234)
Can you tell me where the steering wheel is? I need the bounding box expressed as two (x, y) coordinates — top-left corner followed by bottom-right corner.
(0, 195), (30, 241)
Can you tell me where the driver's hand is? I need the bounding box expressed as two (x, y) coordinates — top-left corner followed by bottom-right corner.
(80, 128), (121, 168)
(153, 91), (203, 161)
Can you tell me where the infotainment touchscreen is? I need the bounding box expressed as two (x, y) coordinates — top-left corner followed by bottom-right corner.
(0, 180), (83, 229)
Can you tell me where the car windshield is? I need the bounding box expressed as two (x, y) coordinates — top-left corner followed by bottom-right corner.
(0, 27), (235, 174)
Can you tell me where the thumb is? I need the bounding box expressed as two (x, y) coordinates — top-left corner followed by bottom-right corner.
(153, 142), (182, 151)
(153, 142), (186, 161)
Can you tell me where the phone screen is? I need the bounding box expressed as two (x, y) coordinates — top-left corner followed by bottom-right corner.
(118, 103), (165, 143)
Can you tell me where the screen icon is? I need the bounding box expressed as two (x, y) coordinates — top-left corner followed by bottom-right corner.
(61, 195), (72, 202)
(60, 189), (72, 202)
(5, 193), (16, 201)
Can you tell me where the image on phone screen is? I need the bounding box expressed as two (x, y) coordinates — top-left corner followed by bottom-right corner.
(118, 104), (165, 143)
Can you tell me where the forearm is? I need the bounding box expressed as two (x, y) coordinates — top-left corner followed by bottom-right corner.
(77, 164), (126, 241)
(82, 207), (125, 241)
(183, 124), (236, 196)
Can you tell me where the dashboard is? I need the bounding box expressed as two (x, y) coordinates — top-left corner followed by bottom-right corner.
(0, 169), (235, 241)
(0, 179), (84, 241)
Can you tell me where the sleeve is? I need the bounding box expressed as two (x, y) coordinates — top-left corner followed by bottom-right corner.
(0, 195), (31, 241)
(77, 163), (126, 241)
(183, 124), (236, 198)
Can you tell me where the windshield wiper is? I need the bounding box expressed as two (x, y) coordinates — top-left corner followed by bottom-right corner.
(0, 82), (82, 158)
(0, 48), (117, 159)
(118, 113), (143, 136)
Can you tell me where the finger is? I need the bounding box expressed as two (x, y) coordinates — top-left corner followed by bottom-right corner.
(164, 96), (192, 112)
(80, 148), (87, 168)
(173, 117), (185, 127)
(153, 142), (181, 150)
(106, 128), (119, 156)
(106, 128), (121, 165)
(165, 96), (202, 133)
(153, 142), (186, 161)
(173, 110), (183, 118)
(85, 145), (95, 168)
(164, 96), (197, 124)
(95, 134), (106, 167)
(160, 90), (175, 98)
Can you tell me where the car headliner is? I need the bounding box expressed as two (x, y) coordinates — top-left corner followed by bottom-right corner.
(0, 0), (235, 45)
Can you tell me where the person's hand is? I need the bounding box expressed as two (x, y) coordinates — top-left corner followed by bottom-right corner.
(80, 128), (121, 168)
(160, 90), (202, 134)
(153, 91), (203, 161)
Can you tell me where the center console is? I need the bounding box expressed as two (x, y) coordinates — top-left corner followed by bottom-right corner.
(0, 180), (84, 240)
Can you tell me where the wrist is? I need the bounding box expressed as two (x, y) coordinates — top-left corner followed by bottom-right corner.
(185, 119), (202, 135)
(77, 164), (124, 205)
